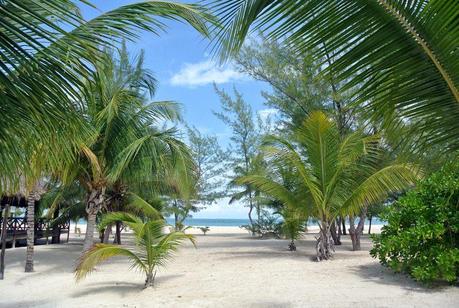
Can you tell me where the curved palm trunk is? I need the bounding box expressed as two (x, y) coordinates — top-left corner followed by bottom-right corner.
(25, 192), (36, 272)
(349, 209), (367, 251)
(316, 221), (334, 261)
(114, 221), (121, 245)
(83, 188), (105, 251)
(102, 223), (112, 243)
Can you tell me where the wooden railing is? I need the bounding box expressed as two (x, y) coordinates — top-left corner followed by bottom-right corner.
(0, 217), (70, 245)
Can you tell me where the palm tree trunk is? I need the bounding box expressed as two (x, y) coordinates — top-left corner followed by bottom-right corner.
(144, 270), (156, 288)
(83, 188), (105, 251)
(316, 221), (334, 261)
(330, 220), (341, 245)
(368, 215), (372, 234)
(103, 223), (112, 243)
(25, 192), (36, 272)
(0, 203), (11, 280)
(342, 217), (347, 235)
(349, 209), (367, 251)
(115, 221), (121, 245)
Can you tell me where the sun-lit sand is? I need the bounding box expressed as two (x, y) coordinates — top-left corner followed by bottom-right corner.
(1, 227), (458, 308)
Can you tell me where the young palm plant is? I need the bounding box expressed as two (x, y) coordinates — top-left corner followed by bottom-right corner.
(240, 111), (420, 261)
(75, 212), (195, 288)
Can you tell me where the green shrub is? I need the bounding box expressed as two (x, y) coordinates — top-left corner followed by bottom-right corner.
(370, 163), (459, 283)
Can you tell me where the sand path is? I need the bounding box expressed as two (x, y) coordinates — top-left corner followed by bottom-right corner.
(0, 228), (457, 307)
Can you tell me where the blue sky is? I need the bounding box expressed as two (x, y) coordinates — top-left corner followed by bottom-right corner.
(84, 1), (273, 219)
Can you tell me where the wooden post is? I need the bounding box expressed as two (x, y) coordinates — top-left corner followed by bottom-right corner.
(1, 203), (11, 280)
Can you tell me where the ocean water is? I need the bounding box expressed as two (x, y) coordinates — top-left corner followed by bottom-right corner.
(76, 217), (385, 227)
(165, 218), (250, 227)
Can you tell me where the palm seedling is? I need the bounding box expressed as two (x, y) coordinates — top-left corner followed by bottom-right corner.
(75, 212), (195, 288)
(199, 226), (210, 235)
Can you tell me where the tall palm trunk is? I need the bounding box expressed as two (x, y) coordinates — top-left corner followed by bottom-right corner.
(0, 203), (11, 280)
(83, 188), (105, 251)
(25, 192), (36, 272)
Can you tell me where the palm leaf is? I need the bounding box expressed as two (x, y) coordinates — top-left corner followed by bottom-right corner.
(208, 0), (459, 150)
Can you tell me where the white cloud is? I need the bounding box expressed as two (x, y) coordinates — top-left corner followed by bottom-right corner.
(170, 60), (246, 87)
(257, 108), (278, 121)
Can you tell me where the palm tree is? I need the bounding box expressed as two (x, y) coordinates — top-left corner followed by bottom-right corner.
(208, 0), (459, 151)
(75, 212), (195, 288)
(0, 0), (211, 194)
(240, 111), (419, 260)
(56, 46), (191, 251)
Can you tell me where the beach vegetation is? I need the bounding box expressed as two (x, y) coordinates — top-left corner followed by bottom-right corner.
(75, 212), (195, 288)
(199, 227), (210, 235)
(371, 163), (459, 283)
(240, 111), (419, 260)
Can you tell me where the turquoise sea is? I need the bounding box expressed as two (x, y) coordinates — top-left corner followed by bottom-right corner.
(76, 217), (385, 227)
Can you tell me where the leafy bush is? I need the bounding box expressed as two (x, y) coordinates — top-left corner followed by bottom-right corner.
(370, 164), (459, 283)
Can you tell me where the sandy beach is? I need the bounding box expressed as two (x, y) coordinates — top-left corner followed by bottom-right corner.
(0, 227), (457, 308)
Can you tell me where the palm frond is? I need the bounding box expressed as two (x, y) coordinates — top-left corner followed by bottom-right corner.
(75, 244), (146, 282)
(208, 0), (459, 150)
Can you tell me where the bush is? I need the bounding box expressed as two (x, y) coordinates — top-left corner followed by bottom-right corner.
(370, 163), (459, 283)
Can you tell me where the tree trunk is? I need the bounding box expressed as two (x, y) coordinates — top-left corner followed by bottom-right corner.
(144, 271), (156, 288)
(368, 216), (372, 234)
(337, 217), (342, 239)
(0, 203), (11, 280)
(83, 188), (105, 252)
(316, 221), (334, 261)
(25, 192), (36, 272)
(256, 203), (261, 222)
(51, 210), (60, 244)
(341, 217), (347, 235)
(103, 223), (112, 243)
(248, 205), (254, 226)
(349, 209), (367, 251)
(330, 220), (341, 245)
(114, 221), (121, 245)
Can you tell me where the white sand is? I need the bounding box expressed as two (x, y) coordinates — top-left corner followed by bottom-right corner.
(0, 227), (457, 308)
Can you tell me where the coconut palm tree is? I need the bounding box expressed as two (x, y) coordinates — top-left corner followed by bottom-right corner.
(0, 0), (211, 194)
(75, 212), (195, 288)
(208, 0), (459, 151)
(240, 111), (420, 260)
(56, 46), (191, 251)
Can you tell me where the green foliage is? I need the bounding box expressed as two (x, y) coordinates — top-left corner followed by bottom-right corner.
(235, 35), (331, 127)
(208, 0), (459, 152)
(199, 226), (210, 235)
(240, 111), (419, 259)
(0, 0), (212, 193)
(214, 86), (267, 224)
(75, 213), (195, 288)
(371, 164), (459, 283)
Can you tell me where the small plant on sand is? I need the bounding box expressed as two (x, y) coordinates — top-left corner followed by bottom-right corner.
(278, 208), (306, 251)
(75, 212), (195, 288)
(199, 226), (210, 235)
